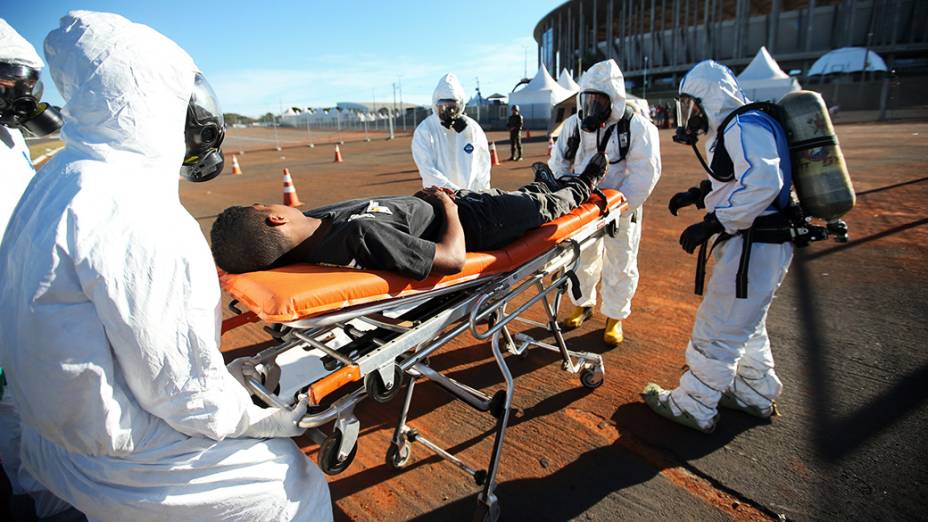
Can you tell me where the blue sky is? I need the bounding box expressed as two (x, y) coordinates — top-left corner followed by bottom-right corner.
(5, 0), (564, 117)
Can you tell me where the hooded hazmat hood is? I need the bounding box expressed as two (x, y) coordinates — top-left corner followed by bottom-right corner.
(432, 73), (466, 116)
(0, 19), (44, 69)
(578, 59), (626, 126)
(679, 60), (748, 132)
(44, 11), (198, 170)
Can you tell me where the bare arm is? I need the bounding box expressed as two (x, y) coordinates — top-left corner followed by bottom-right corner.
(416, 187), (466, 274)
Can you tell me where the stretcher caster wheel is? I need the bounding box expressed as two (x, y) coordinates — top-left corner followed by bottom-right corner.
(318, 430), (357, 475)
(367, 366), (404, 403)
(580, 367), (604, 389)
(386, 441), (412, 469)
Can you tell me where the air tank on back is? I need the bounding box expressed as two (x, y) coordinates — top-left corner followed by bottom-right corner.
(777, 90), (855, 221)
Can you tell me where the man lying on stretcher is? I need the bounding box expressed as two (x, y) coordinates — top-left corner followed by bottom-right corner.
(210, 156), (607, 279)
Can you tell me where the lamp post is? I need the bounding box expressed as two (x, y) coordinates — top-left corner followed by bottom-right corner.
(398, 77), (406, 132)
(305, 107), (314, 148)
(643, 55), (649, 100)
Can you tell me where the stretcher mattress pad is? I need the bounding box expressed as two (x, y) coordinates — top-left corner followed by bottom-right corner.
(221, 189), (626, 323)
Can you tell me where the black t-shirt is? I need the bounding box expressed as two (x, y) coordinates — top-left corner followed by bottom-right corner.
(298, 197), (442, 280)
(291, 188), (550, 279)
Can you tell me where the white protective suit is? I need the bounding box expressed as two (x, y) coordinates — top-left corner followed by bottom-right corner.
(0, 12), (331, 521)
(412, 73), (491, 190)
(665, 60), (793, 428)
(0, 18), (74, 519)
(549, 60), (661, 320)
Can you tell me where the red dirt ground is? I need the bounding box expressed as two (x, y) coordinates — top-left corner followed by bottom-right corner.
(196, 122), (928, 520)
(5, 121), (924, 521)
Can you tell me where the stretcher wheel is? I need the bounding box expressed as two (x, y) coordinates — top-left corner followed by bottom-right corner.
(367, 366), (404, 404)
(580, 367), (604, 389)
(318, 429), (357, 475)
(386, 441), (412, 469)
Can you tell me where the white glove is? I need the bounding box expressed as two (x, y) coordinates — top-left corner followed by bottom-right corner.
(242, 397), (309, 438)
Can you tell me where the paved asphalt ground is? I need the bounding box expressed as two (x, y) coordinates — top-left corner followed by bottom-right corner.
(4, 121), (926, 521)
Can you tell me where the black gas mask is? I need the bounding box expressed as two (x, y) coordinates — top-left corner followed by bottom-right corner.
(435, 98), (467, 133)
(0, 63), (63, 137)
(579, 91), (611, 132)
(672, 94), (708, 145)
(180, 72), (225, 183)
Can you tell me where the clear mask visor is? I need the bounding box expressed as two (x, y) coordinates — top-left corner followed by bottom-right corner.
(190, 73), (224, 126)
(435, 99), (462, 121)
(676, 95), (702, 129)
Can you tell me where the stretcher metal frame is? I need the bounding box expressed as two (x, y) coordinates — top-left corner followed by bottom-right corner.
(223, 201), (621, 522)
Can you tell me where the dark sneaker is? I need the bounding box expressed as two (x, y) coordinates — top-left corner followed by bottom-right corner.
(532, 162), (563, 191)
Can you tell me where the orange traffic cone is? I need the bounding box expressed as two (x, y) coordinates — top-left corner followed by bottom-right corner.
(230, 154), (243, 175)
(489, 141), (500, 166)
(525, 129), (532, 139)
(282, 168), (303, 207)
(334, 144), (343, 163)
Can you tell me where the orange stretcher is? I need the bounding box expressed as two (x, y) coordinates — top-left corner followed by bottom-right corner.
(221, 189), (627, 521)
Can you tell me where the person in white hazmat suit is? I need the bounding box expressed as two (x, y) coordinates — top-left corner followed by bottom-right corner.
(0, 11), (332, 521)
(642, 60), (794, 433)
(0, 18), (75, 521)
(549, 59), (661, 346)
(412, 73), (491, 190)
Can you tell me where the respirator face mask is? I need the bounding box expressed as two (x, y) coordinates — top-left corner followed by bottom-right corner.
(0, 63), (63, 137)
(180, 72), (225, 182)
(579, 91), (611, 132)
(436, 98), (467, 132)
(672, 94), (708, 145)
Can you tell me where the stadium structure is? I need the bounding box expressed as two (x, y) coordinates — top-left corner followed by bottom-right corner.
(533, 0), (928, 96)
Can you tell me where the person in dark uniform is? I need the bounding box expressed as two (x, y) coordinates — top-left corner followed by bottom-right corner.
(507, 105), (524, 161)
(209, 159), (608, 279)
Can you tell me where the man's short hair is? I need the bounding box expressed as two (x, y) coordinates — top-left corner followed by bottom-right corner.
(210, 206), (291, 274)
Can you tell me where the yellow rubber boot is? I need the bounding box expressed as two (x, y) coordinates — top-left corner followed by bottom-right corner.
(603, 318), (624, 346)
(562, 306), (592, 330)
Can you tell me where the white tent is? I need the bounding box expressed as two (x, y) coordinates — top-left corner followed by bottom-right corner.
(808, 47), (888, 76)
(737, 46), (801, 102)
(557, 68), (581, 94)
(509, 66), (574, 123)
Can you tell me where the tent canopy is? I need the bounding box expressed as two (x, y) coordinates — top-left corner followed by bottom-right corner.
(739, 46), (790, 81)
(737, 46), (801, 102)
(808, 47), (888, 76)
(557, 68), (580, 93)
(509, 66), (574, 122)
(509, 66), (573, 106)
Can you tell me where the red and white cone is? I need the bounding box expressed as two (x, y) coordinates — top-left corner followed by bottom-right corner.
(230, 154), (243, 175)
(546, 136), (554, 158)
(334, 144), (343, 163)
(282, 168), (303, 207)
(489, 141), (500, 166)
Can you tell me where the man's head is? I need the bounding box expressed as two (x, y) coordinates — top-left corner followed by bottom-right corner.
(675, 60), (747, 140)
(210, 204), (306, 273)
(44, 11), (223, 181)
(432, 73), (467, 132)
(511, 105), (519, 114)
(0, 19), (62, 136)
(577, 59), (626, 133)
